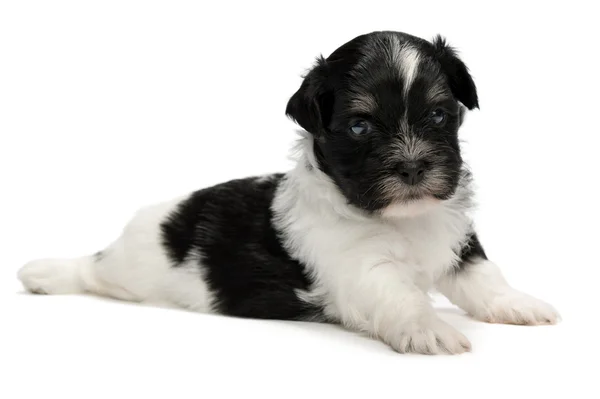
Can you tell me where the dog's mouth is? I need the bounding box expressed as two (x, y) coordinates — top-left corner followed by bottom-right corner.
(388, 166), (455, 200)
(378, 176), (438, 201)
(350, 167), (456, 213)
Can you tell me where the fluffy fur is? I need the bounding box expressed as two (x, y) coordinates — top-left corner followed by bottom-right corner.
(18, 31), (560, 354)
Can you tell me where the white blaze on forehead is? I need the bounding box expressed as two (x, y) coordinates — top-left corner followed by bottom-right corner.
(381, 35), (421, 92)
(398, 46), (421, 96)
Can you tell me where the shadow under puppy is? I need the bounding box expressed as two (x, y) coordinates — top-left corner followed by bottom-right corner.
(18, 31), (560, 354)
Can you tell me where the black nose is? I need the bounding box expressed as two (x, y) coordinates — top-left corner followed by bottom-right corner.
(398, 161), (426, 185)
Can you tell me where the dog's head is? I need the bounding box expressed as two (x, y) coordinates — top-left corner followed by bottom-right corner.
(286, 31), (478, 216)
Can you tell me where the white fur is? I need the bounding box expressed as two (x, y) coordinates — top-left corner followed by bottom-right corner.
(18, 257), (90, 295)
(399, 46), (420, 96)
(436, 259), (560, 325)
(19, 195), (214, 311)
(274, 136), (474, 353)
(17, 135), (559, 354)
(381, 198), (442, 219)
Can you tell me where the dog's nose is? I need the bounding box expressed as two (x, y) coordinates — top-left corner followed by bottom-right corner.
(398, 161), (426, 185)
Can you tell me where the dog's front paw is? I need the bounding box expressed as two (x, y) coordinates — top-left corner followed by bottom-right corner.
(389, 318), (471, 355)
(475, 291), (560, 325)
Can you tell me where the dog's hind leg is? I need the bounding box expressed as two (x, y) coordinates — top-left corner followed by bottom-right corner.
(17, 196), (211, 309)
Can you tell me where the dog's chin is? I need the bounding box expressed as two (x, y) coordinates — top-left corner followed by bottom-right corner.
(379, 196), (442, 219)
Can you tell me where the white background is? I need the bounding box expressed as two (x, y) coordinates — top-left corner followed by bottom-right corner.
(1, 1), (598, 398)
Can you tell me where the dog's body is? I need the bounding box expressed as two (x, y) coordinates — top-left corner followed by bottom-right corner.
(18, 31), (559, 354)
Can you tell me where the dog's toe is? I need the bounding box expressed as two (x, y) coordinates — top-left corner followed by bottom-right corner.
(390, 318), (471, 355)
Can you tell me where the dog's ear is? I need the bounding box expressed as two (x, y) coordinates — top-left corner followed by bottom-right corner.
(432, 35), (479, 110)
(285, 56), (333, 136)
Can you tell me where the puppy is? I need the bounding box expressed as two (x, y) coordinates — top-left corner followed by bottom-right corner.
(18, 31), (560, 354)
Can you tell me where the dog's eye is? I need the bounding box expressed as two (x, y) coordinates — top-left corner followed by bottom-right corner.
(430, 109), (446, 125)
(349, 121), (370, 135)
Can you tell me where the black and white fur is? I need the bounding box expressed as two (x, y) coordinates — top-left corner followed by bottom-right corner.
(18, 31), (559, 354)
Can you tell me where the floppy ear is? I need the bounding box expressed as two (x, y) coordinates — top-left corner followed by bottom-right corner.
(285, 56), (333, 136)
(432, 35), (479, 110)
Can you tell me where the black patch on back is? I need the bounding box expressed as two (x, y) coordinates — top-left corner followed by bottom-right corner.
(160, 175), (325, 321)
